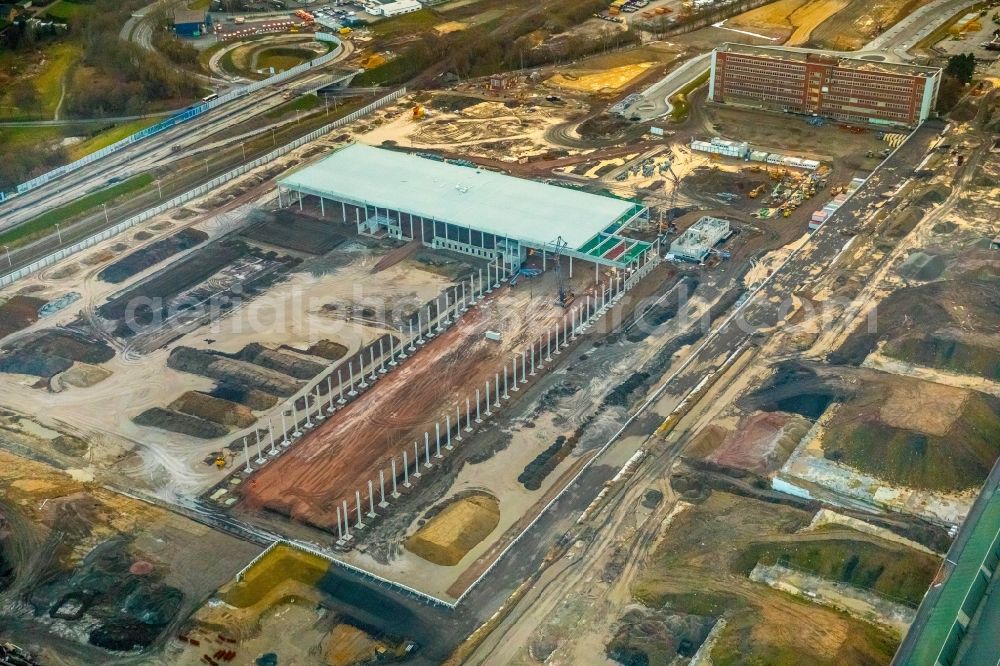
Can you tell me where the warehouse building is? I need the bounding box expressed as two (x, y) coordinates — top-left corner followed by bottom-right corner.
(709, 43), (941, 127)
(369, 0), (421, 17)
(277, 144), (653, 276)
(172, 9), (208, 37)
(669, 216), (730, 263)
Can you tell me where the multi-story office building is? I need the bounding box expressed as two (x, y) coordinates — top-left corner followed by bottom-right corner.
(709, 43), (941, 127)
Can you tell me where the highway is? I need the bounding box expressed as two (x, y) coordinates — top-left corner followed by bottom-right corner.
(621, 0), (978, 122)
(0, 43), (351, 232)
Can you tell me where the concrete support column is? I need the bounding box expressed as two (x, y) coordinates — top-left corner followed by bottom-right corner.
(320, 196), (325, 217)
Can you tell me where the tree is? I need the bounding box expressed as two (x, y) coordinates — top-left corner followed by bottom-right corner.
(945, 53), (976, 85)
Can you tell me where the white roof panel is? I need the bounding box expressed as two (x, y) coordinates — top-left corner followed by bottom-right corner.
(278, 144), (636, 250)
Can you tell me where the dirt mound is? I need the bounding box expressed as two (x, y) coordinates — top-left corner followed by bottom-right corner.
(735, 532), (940, 607)
(607, 608), (715, 665)
(406, 493), (500, 566)
(209, 385), (279, 411)
(97, 240), (250, 324)
(519, 435), (576, 490)
(236, 343), (325, 380)
(708, 412), (810, 474)
(28, 538), (183, 652)
(133, 407), (230, 439)
(299, 339), (348, 361)
(168, 347), (300, 397)
(823, 379), (1000, 491)
(743, 362), (853, 420)
(0, 295), (45, 340)
(169, 391), (256, 428)
(98, 228), (208, 284)
(831, 275), (1000, 376)
(898, 251), (946, 281)
(0, 329), (115, 379)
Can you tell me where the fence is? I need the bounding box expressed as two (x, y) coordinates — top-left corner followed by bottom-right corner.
(9, 39), (345, 197)
(0, 87), (407, 289)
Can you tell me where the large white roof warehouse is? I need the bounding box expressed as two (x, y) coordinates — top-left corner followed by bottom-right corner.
(277, 144), (652, 269)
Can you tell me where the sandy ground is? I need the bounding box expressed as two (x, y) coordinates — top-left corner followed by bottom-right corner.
(729, 0), (851, 45)
(241, 266), (606, 535)
(548, 63), (656, 94)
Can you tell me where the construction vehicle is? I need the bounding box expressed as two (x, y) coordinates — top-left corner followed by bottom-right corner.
(215, 454), (227, 469)
(412, 105), (425, 120)
(748, 184), (765, 199)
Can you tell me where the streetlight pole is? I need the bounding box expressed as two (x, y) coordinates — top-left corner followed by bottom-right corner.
(54, 223), (62, 245)
(102, 203), (109, 224)
(156, 179), (162, 200)
(2, 245), (10, 268)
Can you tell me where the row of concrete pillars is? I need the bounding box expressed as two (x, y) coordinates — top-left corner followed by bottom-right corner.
(331, 253), (661, 544)
(238, 260), (517, 476)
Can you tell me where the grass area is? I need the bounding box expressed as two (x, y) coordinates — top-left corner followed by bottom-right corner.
(68, 118), (160, 160)
(264, 93), (320, 119)
(0, 173), (153, 247)
(822, 387), (1000, 491)
(733, 535), (940, 607)
(256, 47), (312, 73)
(0, 125), (63, 149)
(669, 69), (710, 121)
(220, 545), (328, 608)
(186, 0), (210, 8)
(45, 0), (94, 20)
(35, 43), (81, 116)
(369, 7), (441, 37)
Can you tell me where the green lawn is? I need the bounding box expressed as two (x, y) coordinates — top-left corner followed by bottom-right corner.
(69, 118), (160, 160)
(35, 43), (81, 115)
(0, 174), (154, 247)
(669, 69), (709, 121)
(369, 8), (441, 37)
(45, 0), (94, 20)
(264, 93), (320, 119)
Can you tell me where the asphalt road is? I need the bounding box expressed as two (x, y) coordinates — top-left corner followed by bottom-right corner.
(0, 46), (349, 232)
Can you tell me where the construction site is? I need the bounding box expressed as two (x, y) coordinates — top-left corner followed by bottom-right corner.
(2, 0), (1000, 662)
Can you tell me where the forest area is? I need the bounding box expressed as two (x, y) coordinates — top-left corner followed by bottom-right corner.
(0, 0), (202, 190)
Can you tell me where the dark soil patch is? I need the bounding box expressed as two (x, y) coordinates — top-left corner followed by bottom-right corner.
(518, 434), (575, 490)
(133, 407), (230, 439)
(208, 385), (279, 410)
(0, 329), (114, 379)
(98, 229), (208, 284)
(167, 347), (301, 397)
(0, 295), (45, 340)
(97, 240), (250, 324)
(235, 343), (325, 380)
(242, 211), (347, 255)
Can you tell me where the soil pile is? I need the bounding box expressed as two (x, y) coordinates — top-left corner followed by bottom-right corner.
(169, 391), (256, 428)
(0, 295), (45, 340)
(607, 608), (715, 666)
(98, 228), (209, 284)
(28, 538), (183, 652)
(822, 381), (1000, 492)
(237, 343), (325, 380)
(300, 339), (348, 361)
(133, 407), (229, 439)
(0, 330), (114, 379)
(406, 493), (500, 566)
(242, 211), (346, 255)
(830, 275), (1000, 377)
(168, 347), (301, 397)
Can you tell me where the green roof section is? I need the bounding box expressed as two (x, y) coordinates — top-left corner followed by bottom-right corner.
(901, 488), (1000, 666)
